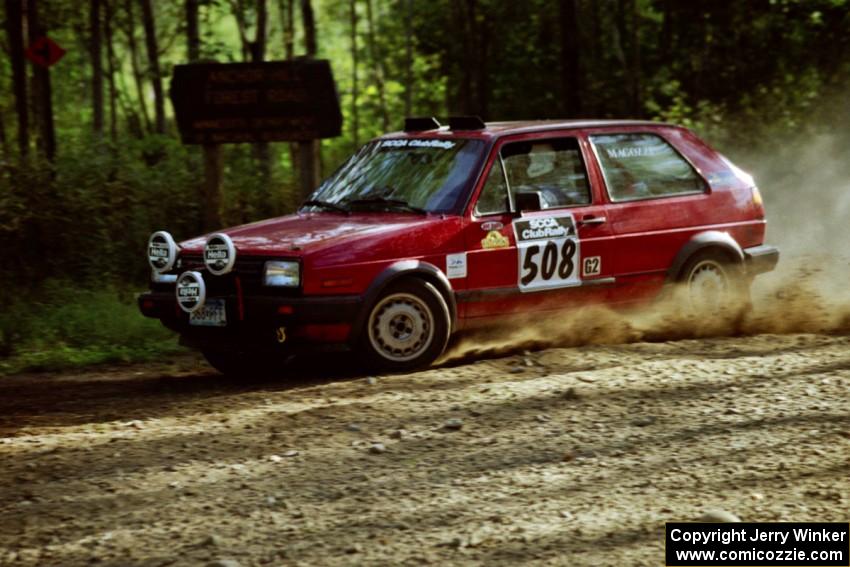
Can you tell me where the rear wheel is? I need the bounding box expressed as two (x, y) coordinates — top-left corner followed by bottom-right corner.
(679, 251), (750, 322)
(359, 279), (451, 371)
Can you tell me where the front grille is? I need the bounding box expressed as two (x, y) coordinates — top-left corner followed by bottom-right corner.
(153, 254), (300, 296)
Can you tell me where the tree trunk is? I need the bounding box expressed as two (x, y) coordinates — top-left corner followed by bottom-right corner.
(104, 0), (119, 142)
(277, 0), (297, 189)
(140, 0), (165, 134)
(660, 0), (673, 65)
(90, 0), (104, 136)
(349, 0), (359, 150)
(475, 5), (490, 119)
(26, 0), (56, 161)
(587, 0), (600, 116)
(187, 0), (222, 230)
(300, 0), (316, 57)
(559, 0), (581, 117)
(276, 0), (294, 58)
(186, 0), (200, 61)
(114, 54), (144, 137)
(629, 0), (641, 116)
(614, 0), (640, 115)
(298, 0), (319, 202)
(452, 0), (473, 114)
(4, 0), (28, 158)
(124, 0), (151, 133)
(202, 144), (223, 230)
(403, 0), (413, 117)
(251, 0), (271, 193)
(0, 105), (8, 158)
(231, 0), (250, 61)
(364, 0), (389, 130)
(613, 0), (629, 115)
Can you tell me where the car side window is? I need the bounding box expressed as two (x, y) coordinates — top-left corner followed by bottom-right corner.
(500, 137), (591, 209)
(590, 133), (707, 202)
(474, 158), (509, 215)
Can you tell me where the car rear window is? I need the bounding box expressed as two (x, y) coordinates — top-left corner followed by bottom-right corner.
(590, 133), (707, 202)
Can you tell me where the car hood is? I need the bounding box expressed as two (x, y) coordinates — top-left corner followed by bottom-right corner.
(180, 212), (458, 265)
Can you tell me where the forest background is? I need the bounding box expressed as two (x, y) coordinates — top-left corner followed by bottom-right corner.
(1, 0), (849, 372)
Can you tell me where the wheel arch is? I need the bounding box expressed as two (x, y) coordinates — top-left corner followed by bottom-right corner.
(351, 260), (457, 343)
(667, 231), (745, 282)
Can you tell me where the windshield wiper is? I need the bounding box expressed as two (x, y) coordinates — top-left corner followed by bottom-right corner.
(300, 199), (349, 214)
(346, 197), (428, 214)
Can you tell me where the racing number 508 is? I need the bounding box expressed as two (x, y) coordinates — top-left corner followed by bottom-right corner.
(520, 240), (577, 285)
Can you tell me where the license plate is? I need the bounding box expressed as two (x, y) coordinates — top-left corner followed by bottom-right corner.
(189, 299), (227, 327)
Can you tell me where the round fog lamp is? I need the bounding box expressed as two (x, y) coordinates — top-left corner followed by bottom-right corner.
(204, 233), (236, 275)
(176, 271), (206, 313)
(148, 231), (178, 273)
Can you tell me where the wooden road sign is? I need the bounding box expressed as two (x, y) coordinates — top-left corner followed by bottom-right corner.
(170, 60), (343, 144)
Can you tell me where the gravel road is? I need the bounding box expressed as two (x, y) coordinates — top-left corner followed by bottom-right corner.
(1, 329), (848, 566)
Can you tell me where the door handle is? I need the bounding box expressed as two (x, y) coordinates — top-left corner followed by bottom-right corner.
(578, 215), (607, 226)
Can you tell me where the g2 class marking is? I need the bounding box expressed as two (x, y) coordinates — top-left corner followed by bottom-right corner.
(583, 256), (601, 276)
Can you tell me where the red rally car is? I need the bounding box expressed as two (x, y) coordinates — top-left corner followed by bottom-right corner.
(139, 117), (779, 374)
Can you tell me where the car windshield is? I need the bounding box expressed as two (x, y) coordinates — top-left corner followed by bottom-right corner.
(305, 138), (486, 214)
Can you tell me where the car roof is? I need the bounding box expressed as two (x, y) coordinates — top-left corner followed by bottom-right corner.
(379, 119), (679, 141)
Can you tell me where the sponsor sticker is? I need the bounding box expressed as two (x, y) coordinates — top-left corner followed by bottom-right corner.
(481, 230), (510, 249)
(446, 253), (467, 279)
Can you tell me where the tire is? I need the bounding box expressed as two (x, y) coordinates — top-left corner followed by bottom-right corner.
(678, 250), (751, 323)
(202, 349), (282, 378)
(359, 279), (451, 371)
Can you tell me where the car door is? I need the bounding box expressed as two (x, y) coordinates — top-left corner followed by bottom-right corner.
(586, 129), (714, 304)
(461, 132), (616, 320)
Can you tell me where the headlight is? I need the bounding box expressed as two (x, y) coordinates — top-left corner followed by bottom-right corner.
(264, 261), (300, 287)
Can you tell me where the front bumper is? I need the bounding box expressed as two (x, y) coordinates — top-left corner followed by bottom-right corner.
(138, 291), (362, 351)
(743, 244), (779, 275)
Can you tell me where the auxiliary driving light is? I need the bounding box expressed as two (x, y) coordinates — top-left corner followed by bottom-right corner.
(147, 231), (178, 274)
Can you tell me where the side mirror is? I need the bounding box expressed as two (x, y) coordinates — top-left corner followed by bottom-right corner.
(514, 191), (543, 213)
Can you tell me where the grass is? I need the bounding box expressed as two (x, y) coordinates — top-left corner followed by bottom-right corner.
(0, 282), (185, 375)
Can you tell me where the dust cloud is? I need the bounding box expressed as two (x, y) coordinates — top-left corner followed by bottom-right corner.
(444, 134), (850, 363)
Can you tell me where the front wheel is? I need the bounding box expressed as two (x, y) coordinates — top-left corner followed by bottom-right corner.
(359, 279), (451, 371)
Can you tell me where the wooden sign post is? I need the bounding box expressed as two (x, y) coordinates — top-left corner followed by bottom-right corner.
(170, 60), (343, 225)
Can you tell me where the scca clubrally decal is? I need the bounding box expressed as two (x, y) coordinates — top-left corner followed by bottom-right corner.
(513, 213), (581, 292)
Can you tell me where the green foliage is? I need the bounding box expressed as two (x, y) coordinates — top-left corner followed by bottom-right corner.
(0, 281), (183, 375)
